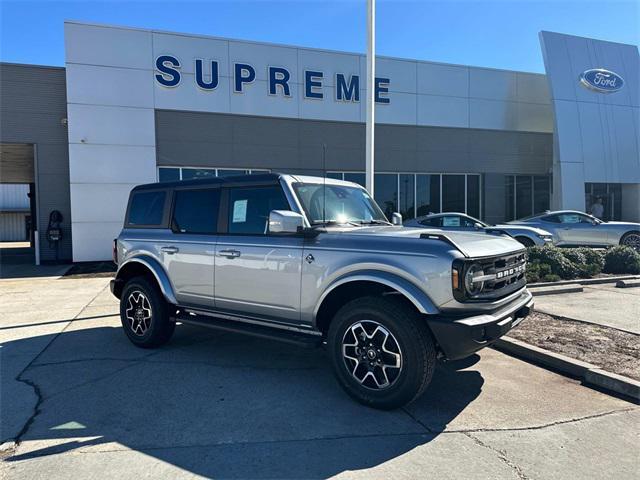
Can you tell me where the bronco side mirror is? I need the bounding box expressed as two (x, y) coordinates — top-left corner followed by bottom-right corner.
(268, 210), (305, 234)
(391, 212), (403, 225)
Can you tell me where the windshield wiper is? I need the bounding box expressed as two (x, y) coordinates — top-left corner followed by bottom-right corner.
(311, 220), (361, 227)
(356, 220), (392, 226)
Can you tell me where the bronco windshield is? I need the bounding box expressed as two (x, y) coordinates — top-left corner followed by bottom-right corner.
(292, 182), (389, 225)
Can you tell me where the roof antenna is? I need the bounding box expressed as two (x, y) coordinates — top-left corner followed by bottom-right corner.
(322, 143), (327, 224)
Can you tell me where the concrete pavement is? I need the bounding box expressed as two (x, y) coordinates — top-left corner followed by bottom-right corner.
(1, 275), (638, 479)
(534, 282), (640, 334)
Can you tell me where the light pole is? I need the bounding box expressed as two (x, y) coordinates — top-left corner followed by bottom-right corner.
(365, 0), (375, 196)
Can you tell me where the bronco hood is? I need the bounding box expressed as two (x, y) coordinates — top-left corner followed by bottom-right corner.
(336, 226), (525, 258)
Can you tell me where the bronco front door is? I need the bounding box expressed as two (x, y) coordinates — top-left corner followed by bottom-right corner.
(214, 184), (304, 323)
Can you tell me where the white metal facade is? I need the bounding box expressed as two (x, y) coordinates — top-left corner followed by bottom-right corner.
(63, 21), (638, 261)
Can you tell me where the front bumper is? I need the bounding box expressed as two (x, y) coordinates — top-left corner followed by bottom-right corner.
(426, 289), (533, 361)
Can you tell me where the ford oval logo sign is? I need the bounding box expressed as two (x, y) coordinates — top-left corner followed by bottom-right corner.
(579, 68), (624, 93)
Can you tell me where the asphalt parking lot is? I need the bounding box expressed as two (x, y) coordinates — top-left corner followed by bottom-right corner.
(1, 275), (639, 479)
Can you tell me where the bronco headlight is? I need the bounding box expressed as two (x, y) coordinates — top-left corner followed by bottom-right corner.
(464, 264), (485, 296)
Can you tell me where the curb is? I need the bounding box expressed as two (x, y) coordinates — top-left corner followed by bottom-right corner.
(529, 275), (640, 288)
(493, 337), (640, 403)
(616, 279), (640, 289)
(528, 284), (583, 296)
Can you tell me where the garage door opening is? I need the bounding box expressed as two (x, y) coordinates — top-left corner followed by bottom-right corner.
(0, 143), (38, 269)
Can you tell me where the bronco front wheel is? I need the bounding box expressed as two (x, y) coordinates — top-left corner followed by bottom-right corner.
(327, 296), (436, 410)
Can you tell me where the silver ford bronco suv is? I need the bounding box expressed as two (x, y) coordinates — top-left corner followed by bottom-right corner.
(111, 173), (532, 409)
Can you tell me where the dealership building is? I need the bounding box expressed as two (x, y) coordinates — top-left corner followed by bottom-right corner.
(0, 21), (638, 262)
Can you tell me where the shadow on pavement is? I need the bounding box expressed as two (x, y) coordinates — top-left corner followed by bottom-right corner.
(0, 244), (70, 280)
(2, 324), (484, 478)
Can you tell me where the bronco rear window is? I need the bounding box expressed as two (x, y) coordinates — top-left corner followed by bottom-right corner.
(127, 191), (166, 226)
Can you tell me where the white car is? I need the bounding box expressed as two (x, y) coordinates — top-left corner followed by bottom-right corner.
(509, 210), (640, 249)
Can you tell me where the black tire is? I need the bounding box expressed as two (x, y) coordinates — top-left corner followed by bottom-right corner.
(620, 231), (640, 250)
(119, 275), (175, 348)
(327, 296), (436, 410)
(515, 236), (535, 248)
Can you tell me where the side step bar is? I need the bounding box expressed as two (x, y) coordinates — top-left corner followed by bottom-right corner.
(176, 312), (323, 348)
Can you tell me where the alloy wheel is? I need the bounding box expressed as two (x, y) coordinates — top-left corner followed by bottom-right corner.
(125, 291), (153, 336)
(342, 320), (403, 390)
(623, 233), (640, 251)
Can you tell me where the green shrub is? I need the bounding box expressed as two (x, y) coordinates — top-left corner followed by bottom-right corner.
(526, 263), (541, 283)
(542, 274), (561, 282)
(603, 246), (640, 274)
(561, 249), (586, 266)
(561, 247), (604, 278)
(574, 247), (605, 271)
(526, 246), (578, 280)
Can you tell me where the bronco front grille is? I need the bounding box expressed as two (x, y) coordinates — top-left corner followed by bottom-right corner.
(477, 252), (527, 295)
(453, 252), (527, 302)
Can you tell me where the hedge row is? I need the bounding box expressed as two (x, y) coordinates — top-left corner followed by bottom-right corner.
(526, 245), (640, 283)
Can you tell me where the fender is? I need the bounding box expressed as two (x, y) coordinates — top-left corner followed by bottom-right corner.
(115, 255), (178, 305)
(313, 269), (440, 322)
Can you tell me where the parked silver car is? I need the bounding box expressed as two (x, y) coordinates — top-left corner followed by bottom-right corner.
(508, 210), (640, 249)
(111, 174), (532, 409)
(404, 212), (553, 247)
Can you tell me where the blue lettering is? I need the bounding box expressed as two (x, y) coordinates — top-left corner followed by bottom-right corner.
(268, 67), (291, 96)
(336, 74), (359, 102)
(155, 55), (181, 87)
(195, 59), (219, 90)
(234, 63), (256, 92)
(375, 77), (390, 104)
(305, 70), (323, 99)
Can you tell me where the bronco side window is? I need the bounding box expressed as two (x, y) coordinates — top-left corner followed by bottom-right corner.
(171, 188), (220, 234)
(127, 191), (166, 227)
(227, 186), (290, 235)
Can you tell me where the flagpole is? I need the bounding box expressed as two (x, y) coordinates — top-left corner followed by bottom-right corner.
(365, 0), (375, 196)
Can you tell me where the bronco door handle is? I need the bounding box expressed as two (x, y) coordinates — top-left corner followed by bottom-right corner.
(218, 249), (241, 258)
(160, 246), (179, 254)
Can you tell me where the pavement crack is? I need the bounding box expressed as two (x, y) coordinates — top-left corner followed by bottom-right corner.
(5, 283), (110, 447)
(401, 407), (435, 434)
(463, 432), (530, 480)
(28, 431), (437, 457)
(445, 407), (637, 434)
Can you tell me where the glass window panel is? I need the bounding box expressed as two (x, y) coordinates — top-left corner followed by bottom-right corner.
(326, 172), (343, 180)
(442, 175), (465, 213)
(416, 174), (440, 216)
(158, 167), (180, 182)
(181, 168), (216, 180)
(610, 183), (622, 221)
(533, 176), (550, 214)
(374, 174), (398, 219)
(399, 174), (415, 220)
(172, 189), (220, 234)
(505, 176), (515, 221)
(227, 186), (290, 235)
(466, 175), (480, 218)
(217, 169), (248, 177)
(344, 172), (365, 188)
(128, 191), (165, 226)
(515, 175), (533, 219)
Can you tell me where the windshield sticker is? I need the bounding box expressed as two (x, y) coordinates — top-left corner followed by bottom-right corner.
(232, 199), (248, 223)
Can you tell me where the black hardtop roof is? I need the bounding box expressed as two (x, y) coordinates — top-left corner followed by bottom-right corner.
(132, 173), (282, 191)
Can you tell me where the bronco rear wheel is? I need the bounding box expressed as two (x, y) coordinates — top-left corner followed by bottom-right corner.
(327, 296), (436, 410)
(120, 276), (175, 348)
